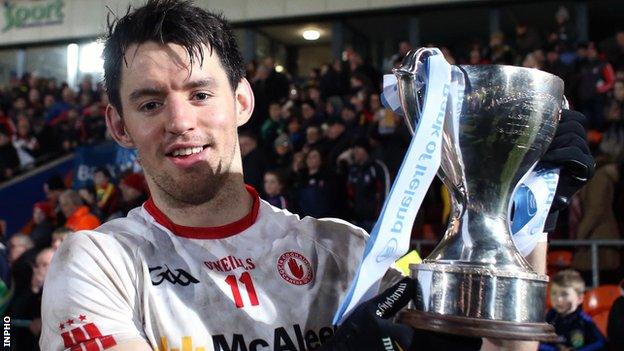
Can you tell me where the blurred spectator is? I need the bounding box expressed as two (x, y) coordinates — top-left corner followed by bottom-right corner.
(341, 103), (365, 140)
(263, 170), (288, 209)
(59, 190), (101, 231)
(0, 126), (20, 180)
(52, 107), (82, 151)
(548, 6), (578, 56)
(269, 133), (294, 174)
(573, 162), (621, 283)
(576, 42), (616, 131)
(43, 175), (67, 226)
(0, 109), (16, 137)
(543, 46), (570, 83)
(485, 31), (514, 65)
(11, 247), (54, 351)
(239, 131), (266, 194)
(319, 61), (346, 98)
(46, 86), (76, 123)
(13, 114), (40, 160)
(29, 202), (53, 249)
(115, 172), (148, 218)
(324, 118), (351, 171)
(600, 81), (624, 161)
(78, 183), (105, 221)
(293, 148), (333, 218)
(522, 52), (542, 69)
(468, 47), (486, 65)
(263, 57), (290, 104)
(515, 22), (543, 58)
(94, 167), (119, 218)
(300, 100), (324, 130)
(346, 138), (389, 232)
(8, 233), (37, 308)
(302, 124), (325, 154)
(260, 102), (286, 149)
(604, 29), (624, 71)
(539, 269), (606, 351)
(51, 227), (72, 251)
(384, 40), (412, 73)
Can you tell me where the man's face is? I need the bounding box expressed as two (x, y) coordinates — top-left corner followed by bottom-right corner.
(269, 104), (281, 120)
(59, 195), (76, 218)
(550, 284), (583, 316)
(306, 127), (320, 144)
(353, 146), (368, 165)
(106, 42), (252, 205)
(8, 237), (28, 264)
(93, 171), (108, 187)
(34, 249), (54, 281)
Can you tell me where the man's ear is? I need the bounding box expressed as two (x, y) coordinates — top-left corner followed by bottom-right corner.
(105, 104), (135, 148)
(235, 77), (254, 127)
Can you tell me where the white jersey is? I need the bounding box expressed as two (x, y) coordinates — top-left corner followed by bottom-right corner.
(40, 187), (373, 351)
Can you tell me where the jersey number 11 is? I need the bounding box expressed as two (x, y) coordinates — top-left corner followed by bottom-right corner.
(225, 272), (259, 308)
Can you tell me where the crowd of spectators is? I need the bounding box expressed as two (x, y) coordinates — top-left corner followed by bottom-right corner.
(0, 73), (109, 182)
(0, 5), (623, 350)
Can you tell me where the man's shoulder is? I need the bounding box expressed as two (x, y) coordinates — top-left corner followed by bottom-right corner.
(260, 199), (368, 242)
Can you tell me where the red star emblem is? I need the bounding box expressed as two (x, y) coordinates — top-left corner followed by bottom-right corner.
(66, 319), (74, 326)
(79, 315), (86, 322)
(59, 323), (64, 330)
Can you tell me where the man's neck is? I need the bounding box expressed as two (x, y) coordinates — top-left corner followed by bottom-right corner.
(152, 178), (253, 228)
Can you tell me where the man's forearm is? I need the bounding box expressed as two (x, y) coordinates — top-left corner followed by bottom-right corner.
(480, 241), (548, 351)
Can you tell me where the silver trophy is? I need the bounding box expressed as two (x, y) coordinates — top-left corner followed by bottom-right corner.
(396, 48), (562, 341)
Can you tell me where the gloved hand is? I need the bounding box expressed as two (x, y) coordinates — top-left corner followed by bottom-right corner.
(317, 278), (415, 351)
(538, 109), (595, 231)
(319, 278), (482, 351)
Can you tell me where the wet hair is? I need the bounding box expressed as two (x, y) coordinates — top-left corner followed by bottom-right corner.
(103, 0), (245, 114)
(551, 269), (586, 295)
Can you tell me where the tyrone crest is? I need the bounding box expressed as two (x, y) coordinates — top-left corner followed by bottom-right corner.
(277, 252), (313, 285)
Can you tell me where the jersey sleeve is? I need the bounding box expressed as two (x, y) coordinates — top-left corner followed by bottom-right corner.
(40, 231), (146, 351)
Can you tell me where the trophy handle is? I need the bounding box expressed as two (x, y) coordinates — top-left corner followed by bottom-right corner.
(392, 48), (440, 134)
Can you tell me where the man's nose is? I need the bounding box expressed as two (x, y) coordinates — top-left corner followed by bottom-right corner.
(165, 96), (196, 135)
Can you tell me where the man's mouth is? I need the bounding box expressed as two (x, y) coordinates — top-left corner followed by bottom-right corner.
(167, 145), (209, 157)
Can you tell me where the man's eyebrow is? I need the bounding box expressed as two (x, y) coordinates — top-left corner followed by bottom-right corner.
(183, 78), (217, 90)
(128, 79), (217, 102)
(129, 87), (165, 102)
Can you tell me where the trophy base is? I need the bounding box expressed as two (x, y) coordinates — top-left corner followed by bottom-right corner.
(398, 309), (559, 342)
(409, 262), (556, 341)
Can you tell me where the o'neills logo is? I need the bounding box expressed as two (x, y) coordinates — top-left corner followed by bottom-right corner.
(277, 252), (313, 285)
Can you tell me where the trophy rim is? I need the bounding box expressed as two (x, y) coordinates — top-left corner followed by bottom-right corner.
(457, 64), (565, 86)
(409, 262), (550, 281)
(399, 309), (559, 342)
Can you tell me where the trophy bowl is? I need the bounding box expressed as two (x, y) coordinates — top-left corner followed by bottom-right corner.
(396, 48), (563, 341)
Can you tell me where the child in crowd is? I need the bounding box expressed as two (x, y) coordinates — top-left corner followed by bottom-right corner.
(263, 170), (288, 210)
(539, 269), (607, 351)
(51, 227), (72, 251)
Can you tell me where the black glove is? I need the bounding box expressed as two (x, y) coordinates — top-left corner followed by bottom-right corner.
(317, 278), (415, 351)
(538, 109), (595, 231)
(318, 278), (482, 351)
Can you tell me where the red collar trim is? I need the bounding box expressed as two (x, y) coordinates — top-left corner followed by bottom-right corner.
(143, 185), (260, 239)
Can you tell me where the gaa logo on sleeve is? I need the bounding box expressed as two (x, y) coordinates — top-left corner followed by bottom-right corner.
(277, 252), (313, 285)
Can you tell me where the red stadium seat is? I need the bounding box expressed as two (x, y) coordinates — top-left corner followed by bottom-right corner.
(584, 285), (621, 316)
(547, 250), (573, 277)
(547, 250), (573, 268)
(591, 310), (610, 336)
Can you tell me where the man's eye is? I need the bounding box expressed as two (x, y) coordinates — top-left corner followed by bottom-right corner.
(193, 92), (211, 100)
(140, 102), (161, 111)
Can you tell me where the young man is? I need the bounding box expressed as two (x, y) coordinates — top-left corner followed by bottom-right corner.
(41, 1), (593, 351)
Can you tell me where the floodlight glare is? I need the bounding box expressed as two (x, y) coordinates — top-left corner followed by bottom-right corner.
(302, 29), (320, 41)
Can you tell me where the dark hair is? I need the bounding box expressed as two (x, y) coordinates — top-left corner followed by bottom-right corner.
(103, 0), (245, 114)
(94, 166), (111, 179)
